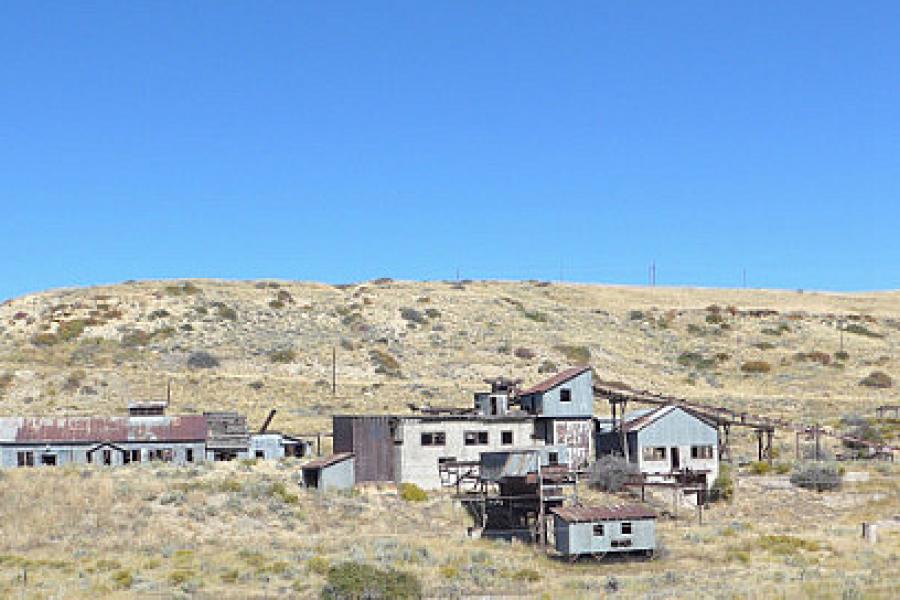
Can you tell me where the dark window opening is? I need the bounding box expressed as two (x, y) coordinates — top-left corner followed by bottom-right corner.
(213, 450), (238, 461)
(464, 431), (489, 446)
(17, 451), (34, 467)
(560, 389), (572, 402)
(102, 450), (112, 466)
(131, 449), (141, 463)
(255, 450), (265, 459)
(621, 522), (633, 535)
(593, 524), (605, 536)
(501, 431), (514, 445)
(611, 539), (633, 548)
(421, 432), (446, 446)
(691, 445), (713, 459)
(41, 454), (57, 466)
(438, 456), (457, 465)
(186, 449), (195, 462)
(548, 452), (559, 465)
(303, 469), (320, 489)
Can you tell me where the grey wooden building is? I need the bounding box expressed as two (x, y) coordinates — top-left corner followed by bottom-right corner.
(551, 504), (657, 558)
(596, 405), (719, 490)
(301, 452), (355, 491)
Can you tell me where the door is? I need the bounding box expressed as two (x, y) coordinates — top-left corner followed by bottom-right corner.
(670, 447), (680, 470)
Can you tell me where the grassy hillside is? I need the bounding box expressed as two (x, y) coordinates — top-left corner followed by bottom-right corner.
(0, 279), (897, 598)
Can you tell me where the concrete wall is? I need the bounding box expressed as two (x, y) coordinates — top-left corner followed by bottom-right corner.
(554, 518), (656, 556)
(397, 419), (539, 489)
(636, 409), (719, 488)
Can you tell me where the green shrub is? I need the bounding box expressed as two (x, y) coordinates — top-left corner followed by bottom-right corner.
(756, 534), (823, 555)
(677, 352), (717, 370)
(164, 282), (201, 296)
(399, 482), (427, 502)
(221, 569), (240, 583)
(522, 310), (548, 323)
(538, 360), (558, 374)
(168, 569), (194, 586)
(514, 347), (536, 360)
(321, 562), (422, 600)
(834, 351), (850, 361)
(370, 349), (401, 377)
(216, 305), (238, 321)
(58, 319), (88, 342)
(845, 324), (884, 338)
(512, 568), (541, 582)
(774, 463), (791, 475)
(790, 462), (842, 492)
(111, 569), (133, 589)
(307, 555), (330, 575)
(554, 344), (591, 365)
(270, 481), (300, 504)
(709, 465), (734, 502)
(761, 324), (791, 336)
(748, 461), (772, 475)
(628, 310), (645, 321)
(187, 351), (220, 369)
(590, 454), (639, 492)
(860, 371), (892, 389)
(399, 307), (426, 325)
(270, 349), (296, 364)
(753, 342), (775, 350)
(741, 360), (771, 374)
(705, 313), (724, 325)
(269, 300), (285, 309)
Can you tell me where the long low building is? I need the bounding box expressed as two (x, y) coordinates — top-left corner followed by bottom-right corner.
(0, 404), (312, 468)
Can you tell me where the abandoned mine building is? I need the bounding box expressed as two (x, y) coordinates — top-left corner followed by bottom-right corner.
(300, 452), (356, 492)
(551, 504), (658, 559)
(595, 405), (719, 492)
(0, 404), (310, 468)
(333, 366), (595, 489)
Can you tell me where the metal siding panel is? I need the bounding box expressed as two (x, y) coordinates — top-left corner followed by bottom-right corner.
(538, 370), (594, 418)
(333, 417), (395, 483)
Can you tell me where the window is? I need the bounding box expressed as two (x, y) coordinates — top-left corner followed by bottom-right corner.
(255, 450), (264, 459)
(592, 524), (605, 536)
(611, 539), (632, 548)
(691, 445), (714, 459)
(642, 446), (667, 461)
(464, 431), (489, 446)
(130, 449), (141, 463)
(621, 522), (633, 535)
(548, 452), (559, 465)
(421, 432), (446, 446)
(186, 449), (194, 462)
(501, 431), (514, 445)
(41, 454), (57, 466)
(560, 389), (572, 402)
(102, 450), (112, 466)
(17, 451), (34, 467)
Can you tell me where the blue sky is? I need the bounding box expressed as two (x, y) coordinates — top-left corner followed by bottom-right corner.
(1, 2), (898, 300)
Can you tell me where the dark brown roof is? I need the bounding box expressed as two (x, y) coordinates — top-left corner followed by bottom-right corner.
(5, 416), (208, 443)
(302, 452), (354, 470)
(621, 405), (718, 432)
(518, 366), (591, 395)
(552, 504), (657, 523)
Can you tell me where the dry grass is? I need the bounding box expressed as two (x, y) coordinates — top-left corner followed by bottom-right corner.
(0, 280), (898, 596)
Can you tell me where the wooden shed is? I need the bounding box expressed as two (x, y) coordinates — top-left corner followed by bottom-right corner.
(301, 452), (355, 491)
(551, 504), (657, 559)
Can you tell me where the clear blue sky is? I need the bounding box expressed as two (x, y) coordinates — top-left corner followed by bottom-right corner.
(2, 2), (898, 300)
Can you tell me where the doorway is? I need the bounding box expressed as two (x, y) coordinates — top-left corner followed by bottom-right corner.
(670, 447), (680, 470)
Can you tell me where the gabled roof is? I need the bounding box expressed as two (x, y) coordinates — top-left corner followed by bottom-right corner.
(621, 405), (717, 433)
(518, 366), (591, 395)
(302, 452), (354, 470)
(552, 504), (657, 523)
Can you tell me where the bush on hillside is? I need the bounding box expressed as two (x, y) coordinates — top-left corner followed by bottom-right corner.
(398, 483), (428, 502)
(187, 351), (220, 369)
(860, 371), (892, 389)
(590, 454), (639, 492)
(321, 562), (422, 600)
(709, 464), (734, 502)
(790, 462), (842, 492)
(741, 360), (771, 374)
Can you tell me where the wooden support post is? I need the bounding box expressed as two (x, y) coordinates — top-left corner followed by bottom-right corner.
(697, 502), (703, 525)
(316, 433), (322, 457)
(620, 401), (629, 462)
(766, 429), (774, 465)
(757, 430), (763, 462)
(815, 424), (821, 461)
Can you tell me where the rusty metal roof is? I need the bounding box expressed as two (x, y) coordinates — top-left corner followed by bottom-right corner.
(551, 504), (657, 523)
(518, 366), (591, 396)
(0, 416), (208, 444)
(302, 452), (354, 470)
(621, 405), (718, 432)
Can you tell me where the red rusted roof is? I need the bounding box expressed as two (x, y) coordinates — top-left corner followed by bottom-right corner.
(518, 366), (591, 396)
(551, 504), (657, 523)
(302, 452), (354, 470)
(10, 416), (208, 443)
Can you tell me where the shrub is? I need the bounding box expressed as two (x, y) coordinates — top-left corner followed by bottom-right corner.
(538, 360), (557, 374)
(512, 568), (541, 582)
(762, 324), (790, 336)
(705, 313), (724, 325)
(554, 344), (591, 365)
(399, 482), (427, 502)
(321, 562), (422, 600)
(164, 282), (201, 296)
(370, 349), (401, 377)
(111, 569), (134, 589)
(860, 371), (892, 388)
(774, 463), (791, 475)
(677, 352), (717, 370)
(741, 360), (771, 374)
(756, 534), (824, 555)
(168, 569), (194, 586)
(590, 454), (639, 492)
(424, 308), (441, 320)
(307, 555), (330, 575)
(843, 421), (884, 452)
(187, 351), (220, 369)
(709, 464), (734, 502)
(399, 307), (426, 325)
(269, 299), (285, 309)
(270, 349), (296, 364)
(834, 350), (850, 361)
(844, 323), (884, 338)
(790, 462), (842, 492)
(794, 351), (831, 366)
(748, 461), (772, 475)
(216, 305), (238, 321)
(514, 347), (536, 360)
(628, 310), (645, 321)
(522, 310), (548, 323)
(57, 319), (88, 342)
(753, 342), (775, 350)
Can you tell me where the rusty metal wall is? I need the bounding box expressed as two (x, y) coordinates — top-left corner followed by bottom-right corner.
(553, 419), (593, 469)
(333, 416), (396, 483)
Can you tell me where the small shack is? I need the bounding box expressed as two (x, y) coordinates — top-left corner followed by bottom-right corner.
(301, 452), (355, 491)
(551, 504), (657, 559)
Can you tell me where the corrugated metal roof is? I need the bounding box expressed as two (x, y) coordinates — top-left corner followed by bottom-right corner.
(621, 405), (718, 432)
(552, 504), (657, 523)
(302, 452), (354, 470)
(518, 366), (591, 396)
(0, 416), (208, 443)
